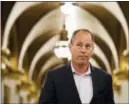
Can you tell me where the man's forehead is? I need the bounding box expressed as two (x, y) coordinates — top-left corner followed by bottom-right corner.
(75, 32), (92, 39)
(75, 31), (91, 37)
(70, 30), (94, 44)
(76, 30), (90, 34)
(74, 33), (93, 44)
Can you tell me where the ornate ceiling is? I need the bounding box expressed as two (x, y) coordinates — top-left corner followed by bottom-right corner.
(1, 1), (129, 96)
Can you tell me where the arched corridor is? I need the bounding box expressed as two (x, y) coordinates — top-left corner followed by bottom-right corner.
(1, 1), (129, 103)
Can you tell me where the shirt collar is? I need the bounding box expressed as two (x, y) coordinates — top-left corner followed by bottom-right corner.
(71, 62), (91, 76)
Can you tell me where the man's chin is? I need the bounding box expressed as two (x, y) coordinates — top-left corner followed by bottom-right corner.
(77, 60), (88, 65)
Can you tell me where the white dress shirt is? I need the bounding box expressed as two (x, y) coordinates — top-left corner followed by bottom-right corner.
(71, 63), (93, 104)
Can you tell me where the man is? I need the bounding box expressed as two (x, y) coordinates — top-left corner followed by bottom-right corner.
(38, 29), (115, 104)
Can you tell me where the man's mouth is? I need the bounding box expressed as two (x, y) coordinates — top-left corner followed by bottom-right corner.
(78, 56), (86, 59)
(79, 56), (86, 58)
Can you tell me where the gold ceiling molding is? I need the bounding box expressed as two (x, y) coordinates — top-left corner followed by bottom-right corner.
(112, 50), (129, 93)
(17, 80), (39, 103)
(2, 48), (39, 103)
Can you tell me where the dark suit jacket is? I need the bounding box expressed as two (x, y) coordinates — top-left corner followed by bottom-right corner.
(38, 63), (115, 104)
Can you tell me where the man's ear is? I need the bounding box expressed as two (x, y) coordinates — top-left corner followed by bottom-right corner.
(68, 44), (70, 48)
(69, 43), (72, 48)
(68, 43), (72, 51)
(91, 45), (94, 54)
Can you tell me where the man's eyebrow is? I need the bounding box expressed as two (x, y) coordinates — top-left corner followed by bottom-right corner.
(76, 42), (83, 43)
(76, 42), (93, 45)
(76, 41), (83, 42)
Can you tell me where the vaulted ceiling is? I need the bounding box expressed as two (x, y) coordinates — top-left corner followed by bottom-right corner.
(1, 1), (129, 87)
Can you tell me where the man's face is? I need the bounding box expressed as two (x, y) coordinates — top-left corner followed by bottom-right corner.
(69, 31), (94, 65)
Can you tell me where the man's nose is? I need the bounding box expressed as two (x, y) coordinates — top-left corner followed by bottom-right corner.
(80, 46), (86, 53)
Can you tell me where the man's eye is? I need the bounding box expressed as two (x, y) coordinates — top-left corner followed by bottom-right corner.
(86, 45), (89, 47)
(86, 45), (91, 48)
(76, 44), (82, 47)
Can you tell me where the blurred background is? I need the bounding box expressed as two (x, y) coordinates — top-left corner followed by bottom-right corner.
(1, 1), (129, 104)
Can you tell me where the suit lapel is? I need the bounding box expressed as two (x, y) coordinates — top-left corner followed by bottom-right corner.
(90, 66), (99, 98)
(65, 64), (81, 103)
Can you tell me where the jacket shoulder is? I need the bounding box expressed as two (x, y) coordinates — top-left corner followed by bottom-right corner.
(47, 64), (69, 75)
(92, 66), (111, 78)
